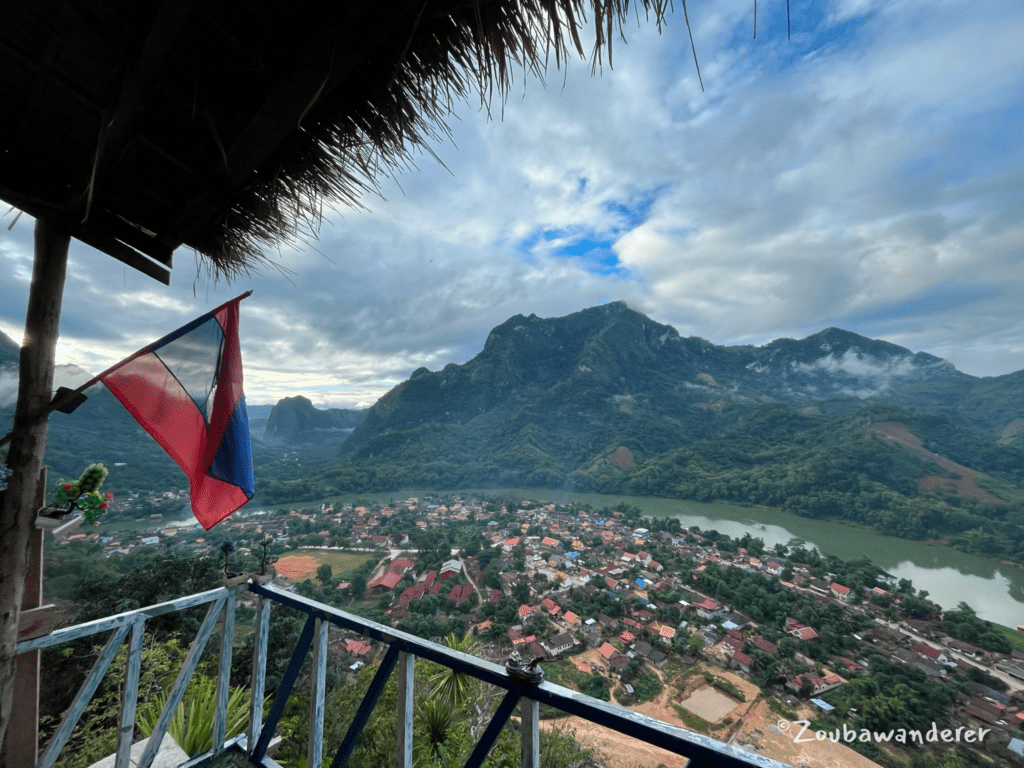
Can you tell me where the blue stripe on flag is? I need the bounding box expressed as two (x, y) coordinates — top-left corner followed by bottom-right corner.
(208, 395), (255, 497)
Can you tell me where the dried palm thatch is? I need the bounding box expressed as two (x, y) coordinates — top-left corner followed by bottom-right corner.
(0, 0), (676, 283)
(188, 0), (675, 279)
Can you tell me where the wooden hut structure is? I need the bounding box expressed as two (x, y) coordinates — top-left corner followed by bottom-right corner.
(0, 0), (674, 757)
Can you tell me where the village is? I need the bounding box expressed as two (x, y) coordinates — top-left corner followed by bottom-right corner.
(61, 493), (1024, 763)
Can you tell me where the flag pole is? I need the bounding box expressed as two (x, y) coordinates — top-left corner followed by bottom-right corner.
(0, 290), (253, 450)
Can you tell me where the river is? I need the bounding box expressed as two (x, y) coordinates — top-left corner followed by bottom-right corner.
(122, 487), (1024, 627)
(323, 487), (1024, 627)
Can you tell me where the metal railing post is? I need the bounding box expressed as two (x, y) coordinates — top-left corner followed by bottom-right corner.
(396, 651), (415, 768)
(212, 591), (236, 754)
(114, 617), (146, 768)
(520, 697), (539, 768)
(248, 592), (271, 752)
(308, 616), (328, 768)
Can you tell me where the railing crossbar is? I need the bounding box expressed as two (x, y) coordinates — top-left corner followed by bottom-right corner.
(247, 583), (790, 768)
(463, 689), (520, 768)
(250, 585), (509, 683)
(16, 586), (245, 655)
(329, 643), (400, 768)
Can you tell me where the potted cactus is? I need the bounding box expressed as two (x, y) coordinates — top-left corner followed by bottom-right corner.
(49, 463), (113, 526)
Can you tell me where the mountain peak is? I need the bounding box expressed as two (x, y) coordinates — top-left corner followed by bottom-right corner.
(263, 396), (365, 446)
(0, 330), (19, 367)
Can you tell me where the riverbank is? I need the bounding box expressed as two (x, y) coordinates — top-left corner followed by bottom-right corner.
(289, 486), (1024, 627)
(97, 486), (1024, 627)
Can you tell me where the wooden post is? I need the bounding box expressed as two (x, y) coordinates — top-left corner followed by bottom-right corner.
(0, 215), (70, 758)
(6, 468), (47, 767)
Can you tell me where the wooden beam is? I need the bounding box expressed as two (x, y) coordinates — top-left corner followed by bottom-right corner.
(84, 210), (176, 267)
(0, 182), (70, 221)
(74, 0), (196, 228)
(74, 229), (171, 285)
(16, 605), (58, 644)
(0, 215), (70, 758)
(170, 1), (424, 243)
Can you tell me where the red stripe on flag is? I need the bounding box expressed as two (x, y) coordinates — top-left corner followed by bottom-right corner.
(101, 352), (207, 474)
(190, 474), (252, 529)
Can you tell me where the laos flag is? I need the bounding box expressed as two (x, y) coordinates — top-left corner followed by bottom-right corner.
(99, 294), (254, 529)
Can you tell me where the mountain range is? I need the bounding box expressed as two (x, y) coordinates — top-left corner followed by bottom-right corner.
(4, 303), (1024, 559)
(320, 302), (1024, 559)
(340, 301), (1024, 464)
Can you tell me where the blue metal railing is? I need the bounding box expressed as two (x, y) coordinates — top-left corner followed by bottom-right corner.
(247, 582), (789, 768)
(16, 582), (792, 768)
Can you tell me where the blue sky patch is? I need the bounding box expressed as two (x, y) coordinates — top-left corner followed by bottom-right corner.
(514, 186), (666, 276)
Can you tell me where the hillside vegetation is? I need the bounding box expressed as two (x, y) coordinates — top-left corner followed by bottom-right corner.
(6, 303), (1024, 560)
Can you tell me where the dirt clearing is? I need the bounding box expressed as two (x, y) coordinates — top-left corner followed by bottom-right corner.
(679, 687), (737, 722)
(873, 421), (1003, 503)
(543, 659), (881, 768)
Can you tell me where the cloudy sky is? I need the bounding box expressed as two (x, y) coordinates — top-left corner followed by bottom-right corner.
(2, 0), (1023, 408)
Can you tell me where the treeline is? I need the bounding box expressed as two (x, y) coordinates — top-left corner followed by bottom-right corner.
(308, 405), (1024, 562)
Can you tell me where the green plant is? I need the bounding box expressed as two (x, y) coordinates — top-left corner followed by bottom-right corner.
(711, 676), (746, 702)
(672, 704), (711, 734)
(52, 463), (112, 525)
(137, 674), (252, 757)
(427, 632), (482, 707)
(415, 698), (461, 765)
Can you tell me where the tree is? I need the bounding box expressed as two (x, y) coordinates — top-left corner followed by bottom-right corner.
(317, 563), (333, 585)
(255, 536), (279, 575)
(687, 634), (705, 655)
(513, 582), (531, 605)
(351, 574), (367, 599)
(580, 674), (611, 701)
(798, 676), (814, 698)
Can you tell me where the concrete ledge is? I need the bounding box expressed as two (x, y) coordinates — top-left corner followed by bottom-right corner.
(87, 733), (190, 768)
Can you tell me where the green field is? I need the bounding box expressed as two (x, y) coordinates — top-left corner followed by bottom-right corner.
(990, 622), (1024, 652)
(275, 549), (375, 580)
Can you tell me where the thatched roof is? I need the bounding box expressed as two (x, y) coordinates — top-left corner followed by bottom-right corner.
(0, 0), (670, 284)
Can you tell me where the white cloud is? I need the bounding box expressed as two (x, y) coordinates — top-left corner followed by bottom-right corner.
(2, 0), (1024, 403)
